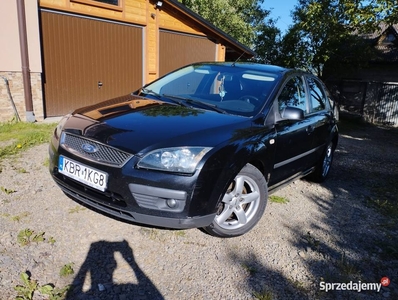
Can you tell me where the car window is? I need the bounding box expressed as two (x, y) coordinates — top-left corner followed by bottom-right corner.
(141, 64), (279, 117)
(159, 71), (206, 95)
(209, 72), (276, 100)
(307, 77), (327, 113)
(278, 76), (307, 113)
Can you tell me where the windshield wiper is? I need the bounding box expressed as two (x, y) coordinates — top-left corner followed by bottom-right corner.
(162, 94), (227, 114)
(138, 88), (162, 99)
(160, 93), (190, 106)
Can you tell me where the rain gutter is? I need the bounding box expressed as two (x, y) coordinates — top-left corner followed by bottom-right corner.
(16, 0), (35, 122)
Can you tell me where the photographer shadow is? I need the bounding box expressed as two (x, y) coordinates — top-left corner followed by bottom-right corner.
(66, 239), (163, 299)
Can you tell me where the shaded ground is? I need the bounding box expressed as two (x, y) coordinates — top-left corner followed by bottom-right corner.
(0, 116), (397, 300)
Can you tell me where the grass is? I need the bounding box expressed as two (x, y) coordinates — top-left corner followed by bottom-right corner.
(368, 177), (398, 219)
(366, 181), (398, 261)
(1, 186), (16, 194)
(1, 212), (30, 222)
(242, 263), (257, 275)
(367, 197), (398, 218)
(174, 230), (187, 237)
(59, 263), (74, 277)
(14, 271), (70, 300)
(68, 206), (86, 214)
(269, 195), (289, 204)
(336, 252), (361, 279)
(0, 121), (55, 159)
(17, 229), (46, 246)
(253, 290), (273, 300)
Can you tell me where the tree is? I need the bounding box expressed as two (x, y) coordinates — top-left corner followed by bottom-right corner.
(280, 0), (397, 77)
(253, 18), (282, 64)
(277, 24), (311, 70)
(351, 0), (398, 32)
(179, 0), (281, 60)
(282, 1), (365, 77)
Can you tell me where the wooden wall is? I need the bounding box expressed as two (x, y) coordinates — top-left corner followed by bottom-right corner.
(39, 0), (225, 83)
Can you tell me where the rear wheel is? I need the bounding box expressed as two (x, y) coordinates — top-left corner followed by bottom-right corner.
(309, 141), (335, 182)
(204, 163), (268, 238)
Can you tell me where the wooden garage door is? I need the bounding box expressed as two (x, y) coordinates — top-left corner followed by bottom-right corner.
(41, 10), (143, 117)
(159, 30), (217, 77)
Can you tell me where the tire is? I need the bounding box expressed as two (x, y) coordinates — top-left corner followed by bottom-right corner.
(309, 141), (335, 182)
(203, 163), (268, 238)
(333, 104), (340, 122)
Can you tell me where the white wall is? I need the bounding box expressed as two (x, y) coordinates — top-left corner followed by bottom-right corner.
(0, 1), (42, 72)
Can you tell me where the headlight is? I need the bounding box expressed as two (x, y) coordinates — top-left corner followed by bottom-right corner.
(55, 113), (71, 139)
(137, 147), (212, 173)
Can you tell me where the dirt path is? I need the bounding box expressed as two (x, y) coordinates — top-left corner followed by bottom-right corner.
(0, 119), (397, 300)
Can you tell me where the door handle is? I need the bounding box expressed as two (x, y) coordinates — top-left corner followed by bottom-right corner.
(306, 125), (314, 134)
(98, 81), (103, 89)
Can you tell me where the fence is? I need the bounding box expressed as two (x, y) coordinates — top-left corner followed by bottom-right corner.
(327, 80), (398, 126)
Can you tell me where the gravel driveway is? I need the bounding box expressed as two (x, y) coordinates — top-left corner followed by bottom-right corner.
(1, 117), (397, 300)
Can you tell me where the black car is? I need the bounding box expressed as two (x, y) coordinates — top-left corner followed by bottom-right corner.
(49, 62), (338, 238)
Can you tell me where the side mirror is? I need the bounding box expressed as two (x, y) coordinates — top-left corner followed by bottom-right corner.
(280, 106), (304, 121)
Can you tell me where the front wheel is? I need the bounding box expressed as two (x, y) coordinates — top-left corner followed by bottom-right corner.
(203, 163), (268, 238)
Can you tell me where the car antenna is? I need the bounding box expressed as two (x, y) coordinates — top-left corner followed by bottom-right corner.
(231, 52), (245, 67)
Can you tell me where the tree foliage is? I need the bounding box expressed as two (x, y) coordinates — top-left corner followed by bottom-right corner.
(179, 0), (396, 74)
(281, 0), (396, 78)
(354, 0), (398, 31)
(179, 0), (281, 57)
(277, 24), (311, 69)
(253, 18), (282, 64)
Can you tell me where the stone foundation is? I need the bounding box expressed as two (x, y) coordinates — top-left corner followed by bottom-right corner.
(0, 71), (44, 122)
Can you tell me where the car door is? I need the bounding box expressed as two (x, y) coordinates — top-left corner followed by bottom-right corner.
(269, 75), (316, 186)
(305, 75), (334, 162)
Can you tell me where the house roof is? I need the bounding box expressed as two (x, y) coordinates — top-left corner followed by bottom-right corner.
(163, 0), (256, 59)
(362, 24), (398, 63)
(361, 24), (398, 39)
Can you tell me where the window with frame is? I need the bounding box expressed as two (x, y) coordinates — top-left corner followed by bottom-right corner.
(71, 0), (121, 10)
(278, 76), (307, 113)
(93, 0), (118, 5)
(307, 77), (327, 113)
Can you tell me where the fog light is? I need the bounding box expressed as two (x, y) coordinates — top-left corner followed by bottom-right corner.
(166, 199), (177, 208)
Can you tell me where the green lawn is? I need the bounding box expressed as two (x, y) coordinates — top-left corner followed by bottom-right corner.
(0, 121), (56, 159)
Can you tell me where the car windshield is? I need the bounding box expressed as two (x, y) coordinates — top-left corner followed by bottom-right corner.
(138, 64), (279, 117)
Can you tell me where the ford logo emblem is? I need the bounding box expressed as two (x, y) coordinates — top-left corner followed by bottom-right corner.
(81, 143), (98, 154)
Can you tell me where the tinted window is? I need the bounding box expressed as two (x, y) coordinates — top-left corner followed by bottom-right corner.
(278, 76), (307, 113)
(308, 77), (327, 113)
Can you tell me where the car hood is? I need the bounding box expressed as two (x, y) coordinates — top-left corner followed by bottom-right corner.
(63, 94), (252, 154)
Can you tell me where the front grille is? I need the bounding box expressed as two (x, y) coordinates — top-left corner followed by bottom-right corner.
(61, 132), (133, 167)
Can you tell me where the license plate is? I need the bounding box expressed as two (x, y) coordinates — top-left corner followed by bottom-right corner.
(58, 156), (108, 191)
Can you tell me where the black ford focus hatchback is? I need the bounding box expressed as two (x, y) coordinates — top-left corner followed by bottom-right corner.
(49, 62), (338, 237)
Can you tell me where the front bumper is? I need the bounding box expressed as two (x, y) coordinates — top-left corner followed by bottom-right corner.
(54, 175), (216, 228)
(49, 139), (219, 229)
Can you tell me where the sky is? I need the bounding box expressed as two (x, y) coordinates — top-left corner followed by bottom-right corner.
(262, 0), (298, 34)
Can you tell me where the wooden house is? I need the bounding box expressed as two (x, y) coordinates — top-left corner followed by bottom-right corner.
(325, 25), (398, 126)
(0, 0), (254, 121)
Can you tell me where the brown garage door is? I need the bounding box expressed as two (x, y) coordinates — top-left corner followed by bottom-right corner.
(159, 30), (217, 77)
(41, 10), (143, 117)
